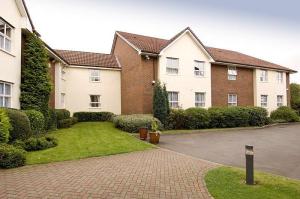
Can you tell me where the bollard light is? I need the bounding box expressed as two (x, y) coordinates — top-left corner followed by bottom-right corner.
(245, 145), (254, 185)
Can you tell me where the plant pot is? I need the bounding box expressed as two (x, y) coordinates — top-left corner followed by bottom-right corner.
(149, 132), (160, 144)
(139, 127), (148, 140)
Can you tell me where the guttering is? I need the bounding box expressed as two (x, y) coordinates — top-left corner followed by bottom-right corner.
(68, 65), (122, 71)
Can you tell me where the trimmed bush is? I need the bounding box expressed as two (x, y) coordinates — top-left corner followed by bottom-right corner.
(207, 107), (227, 128)
(246, 107), (269, 126)
(23, 110), (45, 135)
(0, 109), (11, 143)
(47, 109), (57, 130)
(0, 144), (26, 168)
(185, 108), (210, 129)
(22, 136), (58, 151)
(270, 106), (300, 123)
(55, 109), (70, 121)
(57, 118), (73, 129)
(73, 112), (114, 122)
(113, 114), (163, 133)
(71, 117), (78, 125)
(4, 109), (32, 141)
(165, 109), (187, 130)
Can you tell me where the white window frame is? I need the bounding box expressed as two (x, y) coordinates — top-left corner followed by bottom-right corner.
(166, 57), (179, 75)
(89, 95), (101, 108)
(168, 91), (179, 108)
(228, 94), (238, 106)
(194, 61), (205, 77)
(277, 95), (283, 107)
(90, 69), (101, 82)
(195, 92), (205, 107)
(0, 19), (13, 53)
(277, 72), (283, 83)
(261, 95), (268, 107)
(260, 70), (268, 82)
(0, 82), (12, 108)
(61, 93), (65, 108)
(228, 66), (237, 80)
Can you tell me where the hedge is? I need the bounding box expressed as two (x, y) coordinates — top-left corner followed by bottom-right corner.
(0, 109), (11, 143)
(113, 114), (163, 133)
(23, 110), (45, 136)
(47, 108), (57, 130)
(270, 106), (300, 123)
(23, 136), (58, 151)
(55, 109), (70, 121)
(73, 112), (114, 122)
(165, 109), (187, 130)
(4, 109), (32, 141)
(185, 108), (210, 129)
(57, 117), (78, 129)
(0, 144), (26, 169)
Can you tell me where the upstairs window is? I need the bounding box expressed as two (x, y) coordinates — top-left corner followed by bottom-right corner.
(90, 95), (101, 108)
(166, 57), (179, 74)
(168, 92), (179, 108)
(195, 92), (205, 107)
(277, 72), (283, 83)
(261, 95), (268, 107)
(260, 70), (268, 82)
(0, 19), (12, 52)
(90, 69), (100, 82)
(194, 61), (205, 77)
(228, 66), (237, 80)
(277, 95), (283, 107)
(0, 82), (12, 108)
(61, 93), (65, 108)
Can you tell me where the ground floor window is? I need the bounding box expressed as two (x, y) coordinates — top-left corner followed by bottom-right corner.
(261, 95), (268, 107)
(168, 92), (179, 108)
(277, 95), (283, 107)
(228, 94), (237, 106)
(90, 95), (101, 108)
(195, 92), (205, 107)
(0, 82), (12, 108)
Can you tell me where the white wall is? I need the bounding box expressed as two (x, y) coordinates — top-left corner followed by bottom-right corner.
(158, 32), (212, 109)
(254, 69), (287, 113)
(58, 66), (121, 115)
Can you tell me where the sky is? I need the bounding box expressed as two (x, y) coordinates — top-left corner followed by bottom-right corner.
(26, 0), (300, 83)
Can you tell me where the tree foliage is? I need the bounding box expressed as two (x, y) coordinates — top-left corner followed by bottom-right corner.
(153, 82), (169, 125)
(20, 32), (52, 126)
(290, 83), (300, 115)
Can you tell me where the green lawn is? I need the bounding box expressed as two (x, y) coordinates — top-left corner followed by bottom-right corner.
(205, 167), (300, 199)
(27, 122), (153, 165)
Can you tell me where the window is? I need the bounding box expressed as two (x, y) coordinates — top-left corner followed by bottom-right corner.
(228, 66), (237, 80)
(261, 95), (268, 107)
(0, 82), (12, 108)
(260, 70), (268, 82)
(90, 69), (100, 82)
(90, 95), (101, 108)
(277, 72), (283, 83)
(277, 95), (283, 107)
(0, 19), (12, 52)
(61, 93), (65, 108)
(166, 57), (179, 74)
(168, 92), (179, 108)
(228, 94), (237, 106)
(194, 61), (205, 77)
(195, 92), (205, 107)
(61, 68), (66, 80)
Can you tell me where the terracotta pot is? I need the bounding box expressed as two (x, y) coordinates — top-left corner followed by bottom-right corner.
(139, 127), (148, 140)
(149, 132), (160, 144)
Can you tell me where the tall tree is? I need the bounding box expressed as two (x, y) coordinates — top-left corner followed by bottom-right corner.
(153, 82), (168, 125)
(20, 32), (52, 125)
(291, 83), (300, 115)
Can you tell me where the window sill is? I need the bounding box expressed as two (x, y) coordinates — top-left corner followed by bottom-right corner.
(0, 48), (15, 57)
(88, 107), (101, 109)
(194, 75), (206, 78)
(90, 81), (101, 83)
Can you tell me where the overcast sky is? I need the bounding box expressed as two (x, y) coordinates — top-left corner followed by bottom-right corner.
(26, 0), (300, 83)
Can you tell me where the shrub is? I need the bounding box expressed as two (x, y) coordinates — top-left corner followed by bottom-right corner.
(0, 144), (26, 169)
(185, 108), (210, 129)
(4, 109), (32, 141)
(47, 109), (57, 130)
(23, 110), (45, 136)
(270, 106), (300, 123)
(246, 107), (268, 126)
(113, 114), (163, 133)
(0, 109), (11, 143)
(153, 82), (168, 125)
(57, 118), (73, 129)
(165, 109), (187, 130)
(222, 107), (250, 128)
(71, 117), (78, 125)
(208, 107), (227, 128)
(73, 112), (114, 122)
(55, 109), (70, 121)
(22, 136), (58, 151)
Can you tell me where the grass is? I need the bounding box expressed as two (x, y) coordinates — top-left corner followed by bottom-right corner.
(205, 167), (300, 199)
(27, 122), (153, 165)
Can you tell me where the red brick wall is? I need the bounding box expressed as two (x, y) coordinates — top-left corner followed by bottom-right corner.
(286, 73), (291, 107)
(211, 64), (254, 106)
(113, 36), (156, 114)
(49, 61), (55, 108)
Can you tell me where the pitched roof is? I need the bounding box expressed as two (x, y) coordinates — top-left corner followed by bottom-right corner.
(55, 50), (120, 69)
(115, 28), (295, 72)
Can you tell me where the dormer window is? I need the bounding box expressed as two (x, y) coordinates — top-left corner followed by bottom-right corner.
(0, 19), (12, 52)
(194, 61), (205, 77)
(166, 57), (179, 74)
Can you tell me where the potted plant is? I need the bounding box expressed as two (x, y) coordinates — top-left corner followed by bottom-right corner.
(139, 127), (148, 140)
(149, 121), (161, 144)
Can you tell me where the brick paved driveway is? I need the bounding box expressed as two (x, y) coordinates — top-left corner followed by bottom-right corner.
(0, 149), (217, 199)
